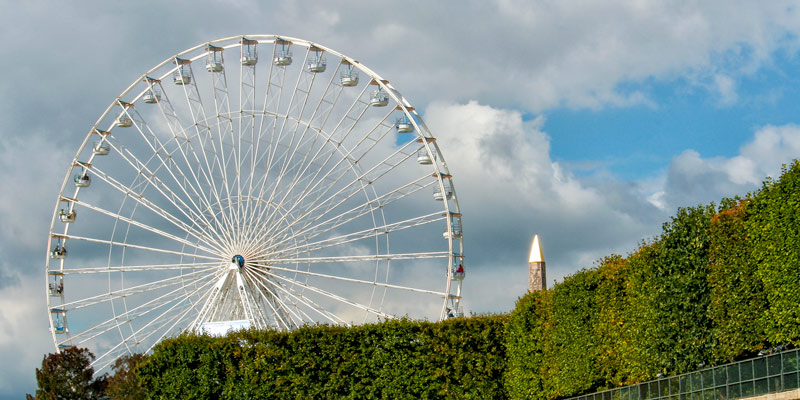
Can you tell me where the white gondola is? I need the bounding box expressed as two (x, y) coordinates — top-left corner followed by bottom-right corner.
(417, 149), (432, 165)
(340, 70), (359, 86)
(396, 116), (414, 133)
(274, 51), (292, 66)
(93, 142), (110, 156)
(173, 66), (191, 85)
(74, 174), (90, 188)
(433, 182), (453, 201)
(115, 115), (133, 128)
(308, 57), (326, 73)
(207, 59), (224, 71)
(49, 273), (64, 296)
(206, 44), (226, 71)
(443, 224), (462, 239)
(239, 39), (258, 66)
(74, 174), (91, 188)
(274, 38), (292, 66)
(51, 244), (67, 260)
(51, 309), (67, 334)
(241, 54), (257, 66)
(59, 209), (76, 223)
(370, 90), (388, 107)
(143, 89), (160, 103)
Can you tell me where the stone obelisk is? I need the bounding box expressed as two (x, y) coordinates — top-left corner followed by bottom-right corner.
(528, 234), (546, 292)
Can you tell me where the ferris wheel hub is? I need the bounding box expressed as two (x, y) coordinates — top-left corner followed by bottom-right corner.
(232, 255), (245, 269)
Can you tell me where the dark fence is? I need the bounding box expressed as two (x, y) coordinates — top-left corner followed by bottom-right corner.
(567, 347), (800, 400)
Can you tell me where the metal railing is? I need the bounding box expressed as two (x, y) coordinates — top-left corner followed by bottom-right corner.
(567, 347), (800, 400)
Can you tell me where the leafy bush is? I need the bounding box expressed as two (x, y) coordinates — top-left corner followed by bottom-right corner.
(505, 291), (551, 399)
(708, 198), (767, 361)
(748, 161), (800, 345)
(138, 316), (508, 399)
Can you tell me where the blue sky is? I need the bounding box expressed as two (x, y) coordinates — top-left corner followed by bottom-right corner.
(548, 49), (800, 180)
(3, 1), (800, 398)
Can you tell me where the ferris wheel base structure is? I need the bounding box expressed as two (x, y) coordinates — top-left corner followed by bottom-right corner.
(45, 34), (465, 371)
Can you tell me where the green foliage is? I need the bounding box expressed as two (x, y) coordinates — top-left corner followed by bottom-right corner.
(593, 255), (633, 387)
(505, 291), (551, 399)
(138, 315), (508, 399)
(708, 198), (767, 361)
(106, 353), (148, 400)
(620, 241), (663, 381)
(629, 205), (716, 376)
(544, 269), (602, 398)
(137, 334), (223, 399)
(748, 160), (800, 345)
(29, 347), (107, 400)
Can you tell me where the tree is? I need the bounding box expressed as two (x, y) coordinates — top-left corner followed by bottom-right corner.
(28, 347), (107, 400)
(106, 353), (147, 400)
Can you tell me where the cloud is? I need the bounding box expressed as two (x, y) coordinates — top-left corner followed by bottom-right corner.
(660, 124), (800, 210)
(0, 273), (52, 398)
(0, 134), (71, 264)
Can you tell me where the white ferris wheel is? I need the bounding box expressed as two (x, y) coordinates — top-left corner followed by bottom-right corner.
(44, 35), (465, 371)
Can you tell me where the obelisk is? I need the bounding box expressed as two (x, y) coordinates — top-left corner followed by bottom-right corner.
(528, 234), (546, 292)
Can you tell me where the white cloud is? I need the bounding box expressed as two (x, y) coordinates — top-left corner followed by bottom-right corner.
(0, 273), (52, 398)
(661, 124), (800, 209)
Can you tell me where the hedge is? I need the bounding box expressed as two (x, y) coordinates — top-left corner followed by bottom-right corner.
(138, 316), (508, 399)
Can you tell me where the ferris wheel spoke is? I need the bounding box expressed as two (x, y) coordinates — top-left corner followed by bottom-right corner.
(63, 271), (221, 344)
(58, 267), (219, 310)
(245, 267), (343, 326)
(66, 198), (222, 256)
(256, 251), (448, 266)
(263, 173), (434, 252)
(60, 261), (218, 274)
(122, 105), (229, 235)
(172, 65), (241, 243)
(258, 268), (394, 319)
(250, 262), (446, 297)
(249, 66), (355, 225)
(91, 289), (209, 373)
(55, 231), (219, 262)
(96, 143), (229, 250)
(255, 54), (343, 225)
(263, 135), (421, 242)
(254, 53), (321, 227)
(244, 55), (311, 240)
(144, 90), (235, 242)
(241, 269), (301, 330)
(268, 211), (445, 258)
(206, 52), (238, 236)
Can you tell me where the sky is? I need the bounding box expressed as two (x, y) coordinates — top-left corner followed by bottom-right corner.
(3, 0), (800, 397)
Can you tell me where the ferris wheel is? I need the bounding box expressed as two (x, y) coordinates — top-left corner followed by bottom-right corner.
(44, 35), (465, 371)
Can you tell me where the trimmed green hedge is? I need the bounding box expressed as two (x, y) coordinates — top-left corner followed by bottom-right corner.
(748, 161), (800, 346)
(708, 198), (767, 362)
(138, 316), (508, 399)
